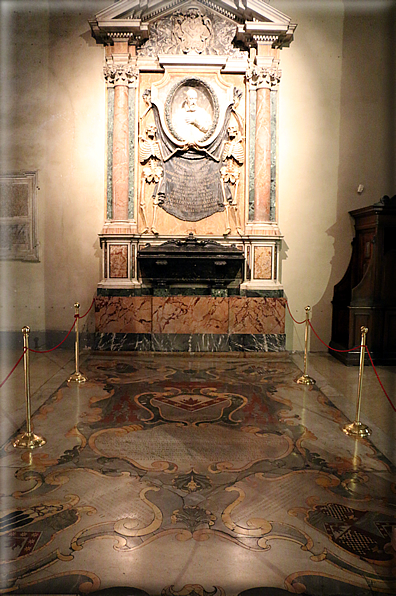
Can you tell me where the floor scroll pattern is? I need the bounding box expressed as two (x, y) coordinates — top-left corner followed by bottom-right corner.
(1, 354), (395, 595)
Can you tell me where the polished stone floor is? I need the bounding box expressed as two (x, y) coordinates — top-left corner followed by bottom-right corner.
(0, 349), (395, 595)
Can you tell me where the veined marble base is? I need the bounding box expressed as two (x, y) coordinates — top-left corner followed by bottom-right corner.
(95, 295), (286, 352)
(94, 332), (286, 352)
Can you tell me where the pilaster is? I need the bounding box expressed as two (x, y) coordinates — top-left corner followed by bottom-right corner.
(246, 50), (281, 224)
(103, 42), (138, 225)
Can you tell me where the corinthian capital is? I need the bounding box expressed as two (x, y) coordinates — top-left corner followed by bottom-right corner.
(103, 64), (138, 87)
(246, 60), (282, 90)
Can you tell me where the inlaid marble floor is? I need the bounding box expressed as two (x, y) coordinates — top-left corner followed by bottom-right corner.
(0, 351), (395, 596)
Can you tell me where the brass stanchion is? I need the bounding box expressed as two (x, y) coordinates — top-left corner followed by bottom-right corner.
(13, 326), (47, 449)
(343, 326), (372, 438)
(296, 306), (316, 385)
(68, 303), (87, 384)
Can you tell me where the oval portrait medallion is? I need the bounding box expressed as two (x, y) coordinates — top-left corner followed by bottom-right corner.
(165, 77), (219, 144)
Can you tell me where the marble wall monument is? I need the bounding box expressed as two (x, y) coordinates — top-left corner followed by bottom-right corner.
(89, 0), (296, 352)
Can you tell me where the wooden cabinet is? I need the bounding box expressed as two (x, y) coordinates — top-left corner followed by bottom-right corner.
(330, 195), (396, 365)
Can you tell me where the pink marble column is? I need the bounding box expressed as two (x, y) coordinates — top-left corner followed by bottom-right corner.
(112, 82), (129, 221)
(254, 86), (271, 221)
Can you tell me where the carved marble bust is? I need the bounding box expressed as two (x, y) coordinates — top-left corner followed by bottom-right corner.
(166, 78), (219, 144)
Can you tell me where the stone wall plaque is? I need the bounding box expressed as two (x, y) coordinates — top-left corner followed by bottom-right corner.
(159, 152), (224, 221)
(0, 172), (39, 261)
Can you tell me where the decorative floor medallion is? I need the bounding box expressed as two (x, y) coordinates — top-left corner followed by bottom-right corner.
(1, 353), (395, 595)
(154, 386), (230, 412)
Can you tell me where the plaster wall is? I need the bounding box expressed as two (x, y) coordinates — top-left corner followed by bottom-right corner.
(1, 0), (395, 352)
(274, 0), (395, 351)
(0, 0), (107, 338)
(0, 5), (50, 332)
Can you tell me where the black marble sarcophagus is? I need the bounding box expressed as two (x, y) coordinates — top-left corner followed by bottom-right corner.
(138, 234), (244, 288)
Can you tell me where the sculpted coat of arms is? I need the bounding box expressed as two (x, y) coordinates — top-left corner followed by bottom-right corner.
(138, 7), (247, 57)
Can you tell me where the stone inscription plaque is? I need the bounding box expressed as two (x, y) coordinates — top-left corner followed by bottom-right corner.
(93, 424), (293, 473)
(0, 172), (38, 261)
(0, 182), (29, 217)
(160, 154), (224, 221)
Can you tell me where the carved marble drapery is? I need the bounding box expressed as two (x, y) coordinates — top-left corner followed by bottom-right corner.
(247, 59), (281, 222)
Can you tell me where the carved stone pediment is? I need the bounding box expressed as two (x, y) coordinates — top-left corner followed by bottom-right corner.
(89, 0), (296, 49)
(137, 6), (245, 57)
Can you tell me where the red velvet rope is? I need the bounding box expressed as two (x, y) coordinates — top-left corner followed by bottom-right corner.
(78, 297), (95, 319)
(0, 297), (393, 413)
(0, 298), (95, 387)
(365, 346), (396, 412)
(27, 297), (94, 353)
(286, 301), (306, 325)
(28, 318), (76, 354)
(308, 321), (362, 353)
(288, 302), (363, 354)
(308, 322), (393, 411)
(0, 349), (27, 389)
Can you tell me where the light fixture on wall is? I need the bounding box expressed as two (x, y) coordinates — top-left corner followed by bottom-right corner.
(357, 184), (364, 194)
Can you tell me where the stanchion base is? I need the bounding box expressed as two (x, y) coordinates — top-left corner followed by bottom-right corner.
(295, 374), (316, 385)
(342, 421), (372, 438)
(68, 371), (87, 384)
(13, 431), (47, 449)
